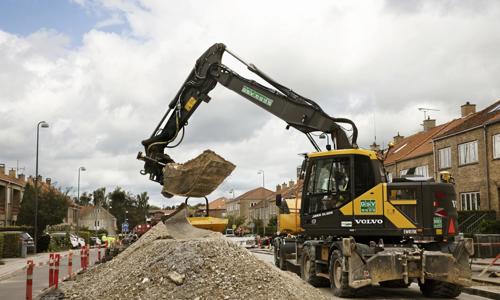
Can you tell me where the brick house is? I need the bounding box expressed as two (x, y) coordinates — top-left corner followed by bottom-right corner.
(384, 118), (464, 181)
(433, 101), (500, 215)
(249, 180), (303, 227)
(0, 165), (26, 226)
(385, 100), (500, 219)
(225, 187), (274, 223)
(198, 197), (228, 218)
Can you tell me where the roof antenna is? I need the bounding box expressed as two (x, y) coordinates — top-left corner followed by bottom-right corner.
(418, 107), (440, 120)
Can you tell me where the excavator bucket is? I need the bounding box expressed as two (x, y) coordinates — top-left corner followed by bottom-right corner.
(162, 150), (235, 198)
(163, 203), (217, 239)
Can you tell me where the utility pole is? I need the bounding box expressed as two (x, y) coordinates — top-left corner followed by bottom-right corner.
(257, 170), (266, 236)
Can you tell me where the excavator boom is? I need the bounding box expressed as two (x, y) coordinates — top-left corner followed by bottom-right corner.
(138, 43), (358, 197)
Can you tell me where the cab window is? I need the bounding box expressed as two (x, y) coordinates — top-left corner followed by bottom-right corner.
(306, 157), (351, 213)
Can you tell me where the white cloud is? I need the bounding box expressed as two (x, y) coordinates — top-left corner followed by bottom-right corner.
(1, 0), (500, 207)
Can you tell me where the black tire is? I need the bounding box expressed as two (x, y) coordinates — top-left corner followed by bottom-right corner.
(379, 279), (411, 288)
(419, 280), (462, 298)
(300, 245), (326, 287)
(273, 239), (286, 270)
(329, 250), (356, 298)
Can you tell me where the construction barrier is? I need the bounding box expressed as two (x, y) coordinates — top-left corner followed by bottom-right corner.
(54, 254), (60, 289)
(48, 253), (54, 287)
(68, 251), (73, 279)
(26, 260), (34, 300)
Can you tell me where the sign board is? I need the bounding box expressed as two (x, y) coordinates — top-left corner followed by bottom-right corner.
(122, 222), (129, 233)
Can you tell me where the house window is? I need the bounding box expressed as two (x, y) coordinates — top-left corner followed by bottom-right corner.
(494, 134), (500, 159)
(415, 165), (429, 177)
(460, 192), (480, 211)
(438, 147), (451, 169)
(458, 141), (478, 165)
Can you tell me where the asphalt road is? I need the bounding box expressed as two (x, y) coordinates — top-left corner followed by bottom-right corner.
(250, 250), (491, 300)
(0, 249), (99, 300)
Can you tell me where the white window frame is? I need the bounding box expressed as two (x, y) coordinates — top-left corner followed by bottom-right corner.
(493, 134), (500, 159)
(438, 147), (451, 169)
(415, 165), (429, 177)
(458, 140), (478, 165)
(460, 192), (480, 211)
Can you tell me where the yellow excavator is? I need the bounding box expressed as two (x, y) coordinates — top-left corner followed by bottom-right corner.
(137, 43), (473, 298)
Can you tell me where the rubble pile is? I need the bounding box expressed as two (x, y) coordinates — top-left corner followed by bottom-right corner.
(62, 222), (330, 300)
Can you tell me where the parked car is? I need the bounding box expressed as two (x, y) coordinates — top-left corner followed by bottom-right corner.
(90, 236), (102, 246)
(224, 228), (235, 237)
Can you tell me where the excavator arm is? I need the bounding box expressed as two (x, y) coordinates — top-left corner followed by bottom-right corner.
(138, 43), (358, 186)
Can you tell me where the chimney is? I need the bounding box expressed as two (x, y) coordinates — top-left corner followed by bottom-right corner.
(0, 163), (5, 175)
(37, 175), (42, 182)
(18, 174), (26, 182)
(276, 184), (281, 192)
(423, 116), (436, 131)
(46, 178), (51, 186)
(288, 180), (295, 188)
(281, 182), (287, 190)
(8, 169), (16, 178)
(461, 101), (476, 117)
(393, 132), (404, 144)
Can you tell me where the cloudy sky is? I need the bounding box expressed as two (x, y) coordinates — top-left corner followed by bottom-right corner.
(1, 0), (499, 207)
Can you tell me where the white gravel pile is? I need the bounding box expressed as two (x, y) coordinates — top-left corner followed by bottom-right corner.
(61, 222), (329, 300)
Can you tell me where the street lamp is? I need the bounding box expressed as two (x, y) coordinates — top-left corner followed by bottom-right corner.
(77, 166), (86, 233)
(257, 170), (266, 236)
(34, 121), (49, 253)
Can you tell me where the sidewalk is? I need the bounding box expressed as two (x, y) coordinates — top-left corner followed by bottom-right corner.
(0, 249), (75, 281)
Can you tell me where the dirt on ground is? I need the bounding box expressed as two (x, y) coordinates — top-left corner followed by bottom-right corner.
(60, 220), (330, 300)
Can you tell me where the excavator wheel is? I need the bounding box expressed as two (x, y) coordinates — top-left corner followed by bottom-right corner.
(274, 239), (286, 270)
(418, 279), (462, 298)
(379, 279), (411, 288)
(300, 245), (329, 287)
(329, 250), (356, 298)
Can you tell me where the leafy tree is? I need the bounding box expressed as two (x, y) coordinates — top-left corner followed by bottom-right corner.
(266, 216), (278, 235)
(136, 192), (150, 221)
(18, 183), (69, 242)
(77, 192), (92, 206)
(92, 187), (108, 208)
(227, 215), (246, 229)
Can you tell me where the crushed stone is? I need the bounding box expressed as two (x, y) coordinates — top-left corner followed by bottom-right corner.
(61, 222), (330, 300)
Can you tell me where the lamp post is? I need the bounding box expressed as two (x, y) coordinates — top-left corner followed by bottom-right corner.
(257, 170), (266, 236)
(34, 121), (49, 253)
(77, 166), (86, 233)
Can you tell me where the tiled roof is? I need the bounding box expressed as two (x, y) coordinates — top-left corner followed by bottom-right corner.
(384, 118), (464, 165)
(80, 205), (116, 219)
(434, 100), (500, 139)
(0, 173), (26, 187)
(208, 197), (227, 210)
(228, 187), (274, 202)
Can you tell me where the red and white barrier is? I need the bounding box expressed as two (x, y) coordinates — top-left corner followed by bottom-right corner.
(54, 254), (60, 289)
(48, 253), (54, 287)
(26, 260), (34, 300)
(67, 251), (73, 279)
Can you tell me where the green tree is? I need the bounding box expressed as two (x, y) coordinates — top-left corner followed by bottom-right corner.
(266, 216), (278, 235)
(77, 192), (92, 206)
(18, 183), (69, 238)
(92, 187), (108, 208)
(227, 215), (245, 229)
(136, 192), (150, 221)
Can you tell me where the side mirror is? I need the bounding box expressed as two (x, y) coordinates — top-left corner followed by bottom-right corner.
(275, 194), (282, 207)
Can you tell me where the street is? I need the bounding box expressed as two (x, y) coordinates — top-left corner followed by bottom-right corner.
(0, 249), (99, 300)
(250, 250), (492, 300)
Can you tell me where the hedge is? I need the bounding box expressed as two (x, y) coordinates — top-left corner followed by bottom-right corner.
(1, 232), (21, 258)
(49, 232), (71, 252)
(479, 220), (500, 234)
